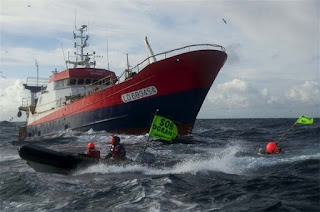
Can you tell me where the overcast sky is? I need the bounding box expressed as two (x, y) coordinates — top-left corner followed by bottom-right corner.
(0, 0), (319, 121)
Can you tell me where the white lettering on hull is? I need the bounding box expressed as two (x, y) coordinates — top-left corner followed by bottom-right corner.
(121, 86), (158, 103)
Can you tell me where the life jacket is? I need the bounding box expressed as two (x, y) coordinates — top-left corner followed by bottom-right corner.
(110, 144), (126, 159)
(85, 149), (101, 158)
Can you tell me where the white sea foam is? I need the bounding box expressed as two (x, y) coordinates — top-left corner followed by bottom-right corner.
(86, 128), (94, 134)
(192, 127), (210, 134)
(74, 144), (251, 176)
(73, 140), (320, 177)
(278, 152), (320, 163)
(0, 154), (20, 162)
(75, 163), (149, 175)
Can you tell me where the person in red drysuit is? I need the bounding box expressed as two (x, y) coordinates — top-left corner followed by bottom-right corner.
(82, 142), (100, 158)
(105, 136), (126, 160)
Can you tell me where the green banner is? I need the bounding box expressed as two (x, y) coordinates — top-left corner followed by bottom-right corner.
(295, 115), (313, 124)
(149, 115), (178, 141)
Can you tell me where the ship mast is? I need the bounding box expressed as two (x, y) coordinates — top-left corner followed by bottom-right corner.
(35, 60), (39, 86)
(67, 25), (96, 68)
(144, 36), (157, 64)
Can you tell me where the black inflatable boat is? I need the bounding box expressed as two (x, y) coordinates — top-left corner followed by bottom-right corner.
(18, 144), (156, 175)
(18, 144), (127, 175)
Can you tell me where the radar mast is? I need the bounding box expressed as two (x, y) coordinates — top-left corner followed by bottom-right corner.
(67, 25), (96, 68)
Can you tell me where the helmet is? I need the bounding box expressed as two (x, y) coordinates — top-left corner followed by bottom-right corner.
(87, 142), (95, 149)
(266, 141), (277, 154)
(110, 136), (120, 145)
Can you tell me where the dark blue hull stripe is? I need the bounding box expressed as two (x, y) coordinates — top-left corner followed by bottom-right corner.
(26, 88), (209, 138)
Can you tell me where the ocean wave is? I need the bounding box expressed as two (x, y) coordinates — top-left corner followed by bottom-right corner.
(0, 155), (20, 162)
(73, 144), (247, 176)
(73, 142), (320, 178)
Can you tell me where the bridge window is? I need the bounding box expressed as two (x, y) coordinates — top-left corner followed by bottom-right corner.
(55, 80), (63, 89)
(85, 79), (91, 85)
(70, 79), (77, 85)
(63, 79), (70, 87)
(78, 78), (84, 85)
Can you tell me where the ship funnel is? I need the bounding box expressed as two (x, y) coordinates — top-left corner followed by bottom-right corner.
(144, 36), (157, 64)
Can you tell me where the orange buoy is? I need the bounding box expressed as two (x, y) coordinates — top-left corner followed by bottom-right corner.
(266, 141), (278, 154)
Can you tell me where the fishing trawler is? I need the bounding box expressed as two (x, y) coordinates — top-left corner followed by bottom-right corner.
(17, 24), (227, 140)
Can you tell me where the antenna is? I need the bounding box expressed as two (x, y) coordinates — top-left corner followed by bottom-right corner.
(67, 24), (95, 68)
(125, 54), (131, 79)
(74, 11), (77, 29)
(126, 54), (130, 71)
(35, 60), (39, 86)
(61, 43), (68, 69)
(106, 26), (110, 70)
(87, 20), (90, 39)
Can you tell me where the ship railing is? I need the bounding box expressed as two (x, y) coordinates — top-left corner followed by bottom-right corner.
(18, 98), (31, 116)
(25, 77), (49, 87)
(63, 75), (115, 104)
(56, 98), (64, 108)
(20, 98), (30, 108)
(90, 75), (115, 90)
(129, 44), (225, 73)
(80, 74), (115, 96)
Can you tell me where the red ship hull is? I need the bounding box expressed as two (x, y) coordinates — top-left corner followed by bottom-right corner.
(24, 49), (227, 139)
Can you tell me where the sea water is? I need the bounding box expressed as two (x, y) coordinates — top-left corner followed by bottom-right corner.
(0, 119), (319, 211)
